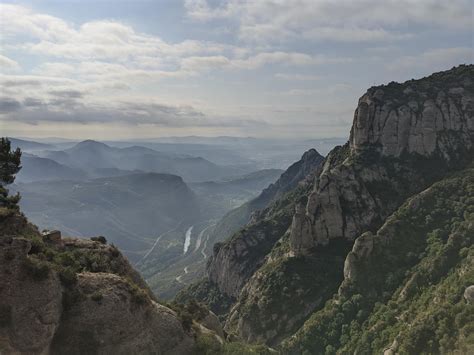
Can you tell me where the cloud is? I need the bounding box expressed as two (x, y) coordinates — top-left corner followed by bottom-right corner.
(0, 54), (21, 71)
(387, 47), (474, 73)
(275, 73), (321, 81)
(185, 0), (471, 43)
(302, 27), (412, 42)
(0, 97), (22, 112)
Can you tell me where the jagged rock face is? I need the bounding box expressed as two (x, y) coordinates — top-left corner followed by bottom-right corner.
(0, 236), (63, 354)
(51, 273), (194, 354)
(208, 210), (294, 299)
(290, 65), (474, 256)
(464, 285), (474, 304)
(350, 65), (474, 159)
(0, 213), (198, 354)
(289, 146), (397, 255)
(259, 148), (324, 202)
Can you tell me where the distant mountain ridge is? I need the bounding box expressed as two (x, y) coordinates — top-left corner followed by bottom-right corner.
(39, 139), (251, 182)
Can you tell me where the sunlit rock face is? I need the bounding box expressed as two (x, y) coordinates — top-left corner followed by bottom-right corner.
(290, 65), (474, 256)
(350, 80), (474, 158)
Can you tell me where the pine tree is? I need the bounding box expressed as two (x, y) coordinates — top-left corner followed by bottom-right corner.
(0, 138), (22, 209)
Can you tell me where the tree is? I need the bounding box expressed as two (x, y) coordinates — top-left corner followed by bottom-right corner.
(0, 138), (22, 209)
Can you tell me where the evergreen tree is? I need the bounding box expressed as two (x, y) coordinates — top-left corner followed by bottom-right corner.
(0, 138), (22, 209)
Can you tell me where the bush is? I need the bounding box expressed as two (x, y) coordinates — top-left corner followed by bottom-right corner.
(179, 310), (193, 331)
(128, 282), (148, 305)
(90, 236), (107, 244)
(23, 257), (50, 280)
(59, 266), (77, 286)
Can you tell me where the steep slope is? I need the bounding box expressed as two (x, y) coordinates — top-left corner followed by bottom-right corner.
(282, 169), (474, 354)
(207, 149), (324, 258)
(180, 65), (474, 348)
(137, 168), (285, 300)
(0, 211), (200, 354)
(175, 149), (324, 311)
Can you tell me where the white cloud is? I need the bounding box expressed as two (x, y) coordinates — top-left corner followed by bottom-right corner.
(275, 73), (321, 81)
(185, 0), (471, 43)
(302, 27), (412, 42)
(387, 47), (474, 73)
(0, 54), (21, 71)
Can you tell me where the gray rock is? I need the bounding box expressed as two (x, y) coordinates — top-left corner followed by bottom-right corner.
(464, 285), (474, 304)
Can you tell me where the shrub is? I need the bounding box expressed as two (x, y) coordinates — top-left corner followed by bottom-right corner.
(179, 310), (193, 331)
(90, 236), (107, 244)
(59, 266), (77, 286)
(23, 257), (50, 280)
(128, 282), (148, 305)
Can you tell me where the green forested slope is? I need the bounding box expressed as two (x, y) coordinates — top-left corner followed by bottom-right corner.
(282, 169), (474, 354)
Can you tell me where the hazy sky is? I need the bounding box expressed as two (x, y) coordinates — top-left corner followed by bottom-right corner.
(0, 0), (472, 140)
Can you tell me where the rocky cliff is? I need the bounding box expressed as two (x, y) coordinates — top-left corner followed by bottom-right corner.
(282, 168), (474, 354)
(290, 64), (474, 255)
(190, 65), (474, 349)
(0, 210), (220, 354)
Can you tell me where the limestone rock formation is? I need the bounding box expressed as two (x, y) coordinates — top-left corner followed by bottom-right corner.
(350, 66), (474, 159)
(197, 65), (474, 347)
(465, 285), (474, 304)
(0, 211), (215, 354)
(51, 273), (194, 354)
(0, 235), (63, 354)
(290, 65), (474, 256)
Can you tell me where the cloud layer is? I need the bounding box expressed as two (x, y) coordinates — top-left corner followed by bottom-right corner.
(0, 1), (472, 138)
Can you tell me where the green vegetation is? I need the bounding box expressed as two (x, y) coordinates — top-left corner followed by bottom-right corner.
(281, 169), (474, 354)
(169, 299), (211, 331)
(0, 137), (21, 210)
(230, 236), (353, 345)
(176, 279), (235, 317)
(90, 236), (107, 244)
(194, 335), (273, 355)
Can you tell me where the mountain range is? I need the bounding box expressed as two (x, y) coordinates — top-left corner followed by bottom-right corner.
(2, 65), (473, 354)
(176, 64), (474, 353)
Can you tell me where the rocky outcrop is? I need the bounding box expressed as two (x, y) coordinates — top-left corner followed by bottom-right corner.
(0, 212), (209, 354)
(0, 236), (63, 354)
(51, 273), (194, 354)
(199, 65), (474, 347)
(350, 65), (474, 159)
(465, 285), (474, 304)
(259, 148), (324, 202)
(290, 65), (474, 255)
(208, 208), (295, 299)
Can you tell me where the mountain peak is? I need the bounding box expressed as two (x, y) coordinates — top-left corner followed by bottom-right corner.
(350, 64), (474, 160)
(72, 140), (111, 150)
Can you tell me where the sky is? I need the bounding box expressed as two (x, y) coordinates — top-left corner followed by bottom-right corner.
(0, 0), (472, 140)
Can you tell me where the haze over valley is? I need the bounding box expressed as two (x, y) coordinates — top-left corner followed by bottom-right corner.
(0, 1), (473, 354)
(9, 136), (342, 297)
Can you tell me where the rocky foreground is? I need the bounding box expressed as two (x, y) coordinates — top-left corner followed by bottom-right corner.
(0, 211), (226, 354)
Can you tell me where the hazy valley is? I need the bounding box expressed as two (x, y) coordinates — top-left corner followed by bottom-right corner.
(1, 1), (472, 352)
